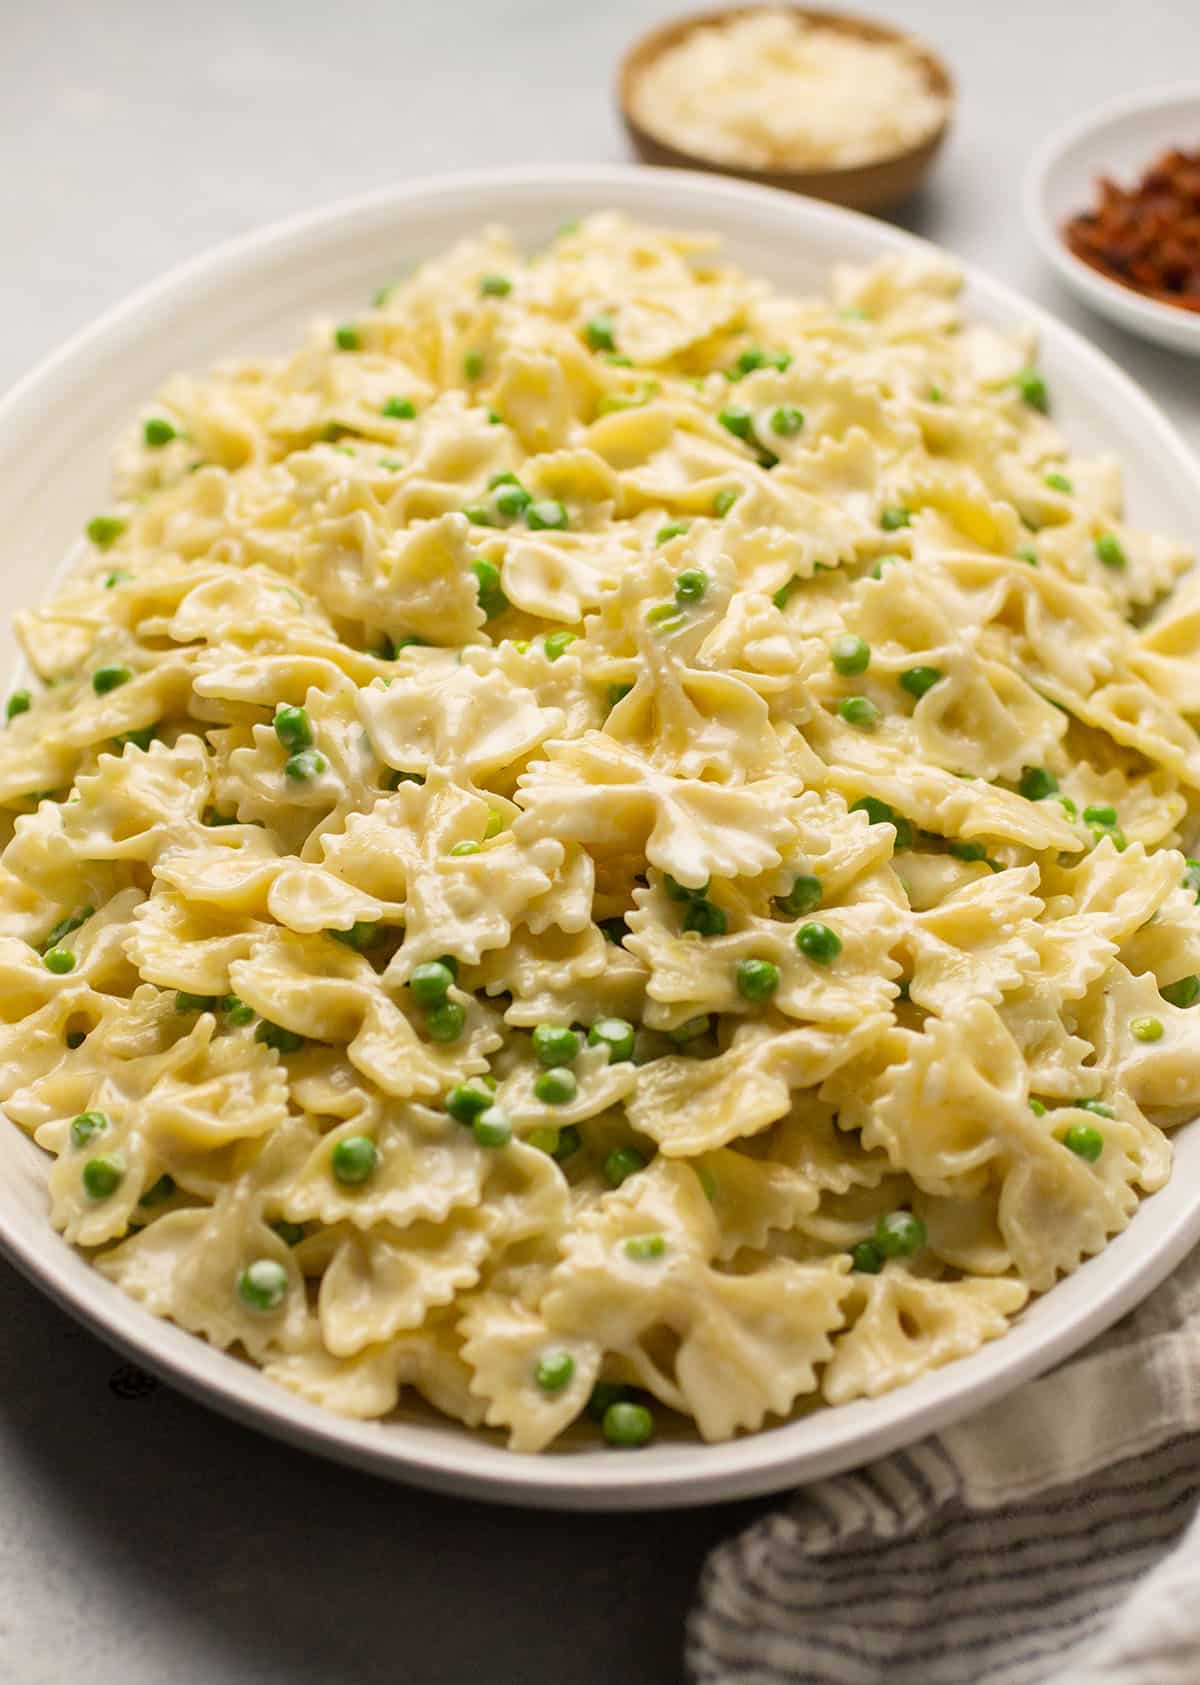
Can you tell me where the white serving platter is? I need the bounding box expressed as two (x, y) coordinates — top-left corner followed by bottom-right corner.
(1, 164), (1199, 1510)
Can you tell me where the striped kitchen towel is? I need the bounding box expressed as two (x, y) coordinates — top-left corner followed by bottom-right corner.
(687, 1245), (1200, 1684)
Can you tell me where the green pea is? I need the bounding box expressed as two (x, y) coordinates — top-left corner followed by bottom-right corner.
(255, 1021), (305, 1053)
(1131, 1016), (1163, 1043)
(223, 996), (255, 1027)
(666, 1015), (710, 1045)
(87, 515), (126, 549)
(44, 948), (75, 975)
(927, 385), (945, 402)
(534, 1067), (577, 1106)
(604, 353), (633, 367)
(92, 664), (133, 694)
(1077, 1099), (1115, 1118)
(410, 961), (454, 1006)
(585, 315), (617, 352)
(1015, 546), (1039, 567)
(450, 839), (480, 857)
(713, 489), (739, 516)
(273, 705), (313, 753)
(624, 1234), (666, 1261)
(850, 1239), (884, 1274)
(284, 749), (327, 781)
(831, 633), (870, 676)
(769, 405), (804, 437)
(736, 958), (779, 1002)
(1063, 1123), (1104, 1162)
(204, 807), (238, 826)
(1028, 1097), (1047, 1117)
(1082, 803), (1117, 826)
(587, 1017), (635, 1062)
(664, 874), (707, 902)
(382, 396), (416, 419)
(673, 568), (707, 605)
(463, 349), (484, 381)
(603, 1146), (646, 1187)
(480, 274), (512, 297)
(334, 324), (360, 351)
(607, 682), (633, 709)
(773, 874), (821, 918)
(114, 725), (157, 752)
(473, 1106), (512, 1148)
(271, 1220), (307, 1247)
(331, 1134), (378, 1185)
(1162, 975), (1200, 1008)
(82, 1155), (124, 1200)
(718, 405), (754, 441)
(586, 1382), (631, 1422)
(6, 689), (31, 721)
(329, 920), (381, 951)
(1018, 767), (1058, 801)
(773, 577), (798, 610)
(850, 797), (910, 848)
(544, 630), (577, 661)
(948, 839), (988, 862)
(494, 481), (532, 518)
(1044, 470), (1073, 493)
(139, 1173), (176, 1208)
(144, 418), (176, 447)
(534, 1348), (575, 1391)
(526, 499), (568, 531)
(796, 922), (841, 965)
(1182, 860), (1200, 900)
(471, 557), (507, 619)
(900, 666), (942, 698)
(837, 696), (879, 731)
(682, 899), (727, 938)
(175, 991), (216, 1014)
(879, 506), (910, 531)
(603, 1401), (653, 1447)
(1094, 533), (1127, 571)
(445, 1084), (491, 1125)
(70, 1111), (109, 1149)
(237, 1258), (288, 1312)
(553, 1124), (582, 1160)
(532, 1024), (580, 1067)
(104, 569), (133, 587)
(425, 1001), (466, 1043)
(1014, 369), (1048, 412)
(726, 346), (767, 378)
(874, 1210), (927, 1258)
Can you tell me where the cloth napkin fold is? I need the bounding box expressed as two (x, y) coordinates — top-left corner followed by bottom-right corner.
(687, 1246), (1200, 1685)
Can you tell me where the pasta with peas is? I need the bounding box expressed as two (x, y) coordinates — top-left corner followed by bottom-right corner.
(3, 213), (1200, 1454)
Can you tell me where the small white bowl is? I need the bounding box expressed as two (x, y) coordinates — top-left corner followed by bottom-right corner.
(1025, 85), (1200, 356)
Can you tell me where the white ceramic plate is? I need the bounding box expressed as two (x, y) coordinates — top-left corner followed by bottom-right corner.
(1025, 85), (1200, 355)
(3, 165), (1200, 1512)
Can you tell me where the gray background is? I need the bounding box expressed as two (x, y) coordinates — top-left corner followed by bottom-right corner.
(2, 3), (1199, 1681)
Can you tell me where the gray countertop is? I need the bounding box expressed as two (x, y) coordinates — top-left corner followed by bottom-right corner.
(2, 3), (1198, 1681)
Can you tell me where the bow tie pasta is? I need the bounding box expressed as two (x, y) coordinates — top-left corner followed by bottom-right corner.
(5, 212), (1200, 1454)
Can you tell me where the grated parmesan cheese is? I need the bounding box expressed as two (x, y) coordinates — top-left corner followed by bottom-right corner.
(630, 10), (948, 172)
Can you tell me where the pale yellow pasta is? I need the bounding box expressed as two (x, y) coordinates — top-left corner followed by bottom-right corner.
(3, 213), (1199, 1452)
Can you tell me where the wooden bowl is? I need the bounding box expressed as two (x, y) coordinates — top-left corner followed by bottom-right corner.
(617, 5), (955, 214)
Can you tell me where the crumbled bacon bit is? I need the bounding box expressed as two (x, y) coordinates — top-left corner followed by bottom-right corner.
(1063, 146), (1200, 313)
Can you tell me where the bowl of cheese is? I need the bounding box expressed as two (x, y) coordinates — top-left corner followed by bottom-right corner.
(618, 6), (954, 213)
